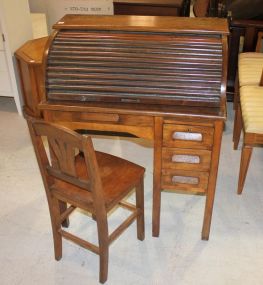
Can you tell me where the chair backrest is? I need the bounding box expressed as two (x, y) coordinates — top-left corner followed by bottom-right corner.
(26, 116), (103, 202)
(193, 0), (210, 17)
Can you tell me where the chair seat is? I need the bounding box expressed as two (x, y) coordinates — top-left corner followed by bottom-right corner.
(52, 151), (145, 212)
(240, 85), (263, 133)
(238, 52), (263, 86)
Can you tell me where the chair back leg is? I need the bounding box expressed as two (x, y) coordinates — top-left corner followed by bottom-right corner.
(59, 201), (70, 228)
(50, 197), (63, 260)
(136, 178), (145, 241)
(233, 75), (239, 110)
(233, 104), (243, 150)
(99, 246), (109, 284)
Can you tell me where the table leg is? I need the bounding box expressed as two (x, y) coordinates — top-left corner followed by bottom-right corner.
(152, 117), (163, 237)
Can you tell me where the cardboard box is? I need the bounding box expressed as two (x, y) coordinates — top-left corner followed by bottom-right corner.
(46, 0), (113, 32)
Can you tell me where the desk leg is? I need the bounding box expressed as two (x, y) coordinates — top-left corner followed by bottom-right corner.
(152, 184), (161, 237)
(202, 120), (224, 240)
(152, 117), (163, 237)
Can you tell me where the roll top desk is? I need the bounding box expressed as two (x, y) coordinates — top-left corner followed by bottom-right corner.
(16, 15), (229, 240)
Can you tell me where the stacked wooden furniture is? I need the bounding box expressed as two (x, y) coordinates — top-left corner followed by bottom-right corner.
(113, 0), (190, 17)
(16, 15), (228, 240)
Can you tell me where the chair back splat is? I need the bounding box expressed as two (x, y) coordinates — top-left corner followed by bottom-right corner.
(25, 115), (145, 284)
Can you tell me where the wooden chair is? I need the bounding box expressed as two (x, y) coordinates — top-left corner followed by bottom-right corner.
(25, 116), (145, 283)
(232, 33), (263, 145)
(233, 83), (263, 194)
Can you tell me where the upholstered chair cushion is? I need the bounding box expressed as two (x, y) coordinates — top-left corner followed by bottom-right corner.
(240, 85), (263, 133)
(239, 52), (263, 86)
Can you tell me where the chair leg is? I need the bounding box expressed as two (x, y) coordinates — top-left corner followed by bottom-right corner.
(59, 201), (69, 228)
(237, 145), (253, 195)
(233, 103), (242, 149)
(233, 74), (239, 110)
(92, 213), (97, 221)
(50, 197), (63, 260)
(99, 246), (109, 284)
(96, 212), (109, 283)
(135, 178), (145, 241)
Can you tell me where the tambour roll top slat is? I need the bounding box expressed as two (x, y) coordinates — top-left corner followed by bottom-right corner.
(44, 15), (229, 108)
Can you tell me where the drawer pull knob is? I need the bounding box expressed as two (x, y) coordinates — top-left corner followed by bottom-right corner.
(172, 131), (202, 142)
(172, 154), (200, 164)
(172, 175), (199, 185)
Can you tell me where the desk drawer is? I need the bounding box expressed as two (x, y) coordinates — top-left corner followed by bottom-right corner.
(163, 124), (214, 149)
(161, 169), (209, 193)
(49, 110), (153, 126)
(162, 148), (211, 171)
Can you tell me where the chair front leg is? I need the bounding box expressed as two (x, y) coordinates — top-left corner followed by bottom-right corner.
(96, 211), (109, 284)
(136, 177), (145, 241)
(237, 144), (253, 195)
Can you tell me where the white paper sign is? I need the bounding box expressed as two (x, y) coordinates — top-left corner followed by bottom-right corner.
(46, 0), (113, 32)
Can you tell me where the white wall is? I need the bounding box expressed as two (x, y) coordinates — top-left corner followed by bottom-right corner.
(46, 0), (113, 31)
(0, 0), (33, 114)
(0, 0), (32, 53)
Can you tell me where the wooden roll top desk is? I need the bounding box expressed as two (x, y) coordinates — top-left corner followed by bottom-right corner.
(16, 15), (229, 240)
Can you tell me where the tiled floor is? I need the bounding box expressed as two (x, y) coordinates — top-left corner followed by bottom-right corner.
(1, 97), (263, 284)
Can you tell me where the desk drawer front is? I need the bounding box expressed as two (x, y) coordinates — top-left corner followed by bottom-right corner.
(162, 148), (211, 171)
(163, 124), (214, 149)
(50, 110), (153, 126)
(161, 169), (208, 193)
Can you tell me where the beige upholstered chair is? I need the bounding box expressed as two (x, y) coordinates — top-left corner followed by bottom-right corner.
(233, 80), (263, 194)
(233, 32), (263, 110)
(233, 52), (263, 110)
(233, 29), (263, 195)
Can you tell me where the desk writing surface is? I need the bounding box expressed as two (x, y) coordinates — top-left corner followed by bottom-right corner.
(54, 14), (229, 35)
(39, 100), (225, 121)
